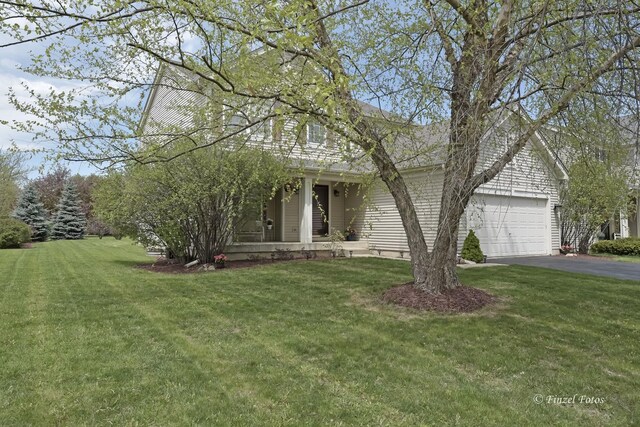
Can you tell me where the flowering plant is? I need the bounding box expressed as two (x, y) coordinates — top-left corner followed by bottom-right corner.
(560, 244), (573, 254)
(213, 254), (228, 264)
(345, 227), (357, 236)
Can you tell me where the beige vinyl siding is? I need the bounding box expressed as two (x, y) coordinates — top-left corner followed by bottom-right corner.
(143, 73), (203, 134)
(274, 189), (283, 240)
(367, 136), (563, 255)
(143, 84), (352, 168)
(329, 182), (345, 235)
(268, 118), (349, 166)
(366, 169), (444, 253)
(344, 183), (367, 236)
(283, 191), (300, 241)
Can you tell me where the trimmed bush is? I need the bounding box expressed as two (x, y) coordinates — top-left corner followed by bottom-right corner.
(461, 230), (485, 263)
(0, 217), (31, 249)
(590, 238), (640, 256)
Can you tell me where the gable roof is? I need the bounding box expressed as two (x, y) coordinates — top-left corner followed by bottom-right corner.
(383, 109), (568, 180)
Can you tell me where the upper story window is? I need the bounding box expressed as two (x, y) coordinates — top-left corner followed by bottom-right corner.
(227, 112), (247, 132)
(595, 148), (607, 162)
(307, 121), (325, 147)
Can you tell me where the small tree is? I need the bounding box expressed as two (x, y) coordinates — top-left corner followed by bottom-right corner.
(559, 156), (633, 253)
(461, 230), (484, 263)
(51, 183), (86, 240)
(94, 144), (289, 263)
(12, 185), (49, 241)
(0, 150), (29, 217)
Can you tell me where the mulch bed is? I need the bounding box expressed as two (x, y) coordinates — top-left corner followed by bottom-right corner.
(382, 283), (497, 313)
(137, 255), (333, 274)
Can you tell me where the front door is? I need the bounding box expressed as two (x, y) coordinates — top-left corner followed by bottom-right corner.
(312, 185), (329, 236)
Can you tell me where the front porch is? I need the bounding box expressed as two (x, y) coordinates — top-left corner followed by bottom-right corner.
(597, 195), (640, 240)
(231, 176), (369, 259)
(225, 240), (370, 260)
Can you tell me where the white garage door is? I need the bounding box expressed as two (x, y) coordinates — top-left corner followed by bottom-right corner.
(467, 195), (549, 257)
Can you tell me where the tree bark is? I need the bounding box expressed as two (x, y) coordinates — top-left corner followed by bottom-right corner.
(417, 149), (476, 292)
(367, 142), (431, 286)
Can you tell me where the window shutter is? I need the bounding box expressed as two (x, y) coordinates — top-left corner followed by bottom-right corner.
(326, 129), (335, 149)
(273, 116), (284, 143)
(297, 120), (307, 145)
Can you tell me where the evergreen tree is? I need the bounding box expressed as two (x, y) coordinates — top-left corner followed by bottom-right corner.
(12, 184), (49, 241)
(51, 183), (86, 240)
(461, 230), (485, 263)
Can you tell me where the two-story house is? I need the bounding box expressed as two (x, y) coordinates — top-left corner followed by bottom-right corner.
(140, 64), (567, 259)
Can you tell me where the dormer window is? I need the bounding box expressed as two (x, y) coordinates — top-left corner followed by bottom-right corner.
(307, 121), (325, 147)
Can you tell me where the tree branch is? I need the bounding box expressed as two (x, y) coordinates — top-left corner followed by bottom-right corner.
(468, 35), (640, 192)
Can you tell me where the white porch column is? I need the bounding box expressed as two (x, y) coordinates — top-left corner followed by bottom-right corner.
(620, 211), (630, 238)
(299, 177), (313, 244)
(280, 189), (286, 242)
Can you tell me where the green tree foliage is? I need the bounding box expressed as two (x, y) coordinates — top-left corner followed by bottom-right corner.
(590, 238), (640, 256)
(51, 183), (86, 240)
(0, 217), (31, 249)
(12, 185), (49, 241)
(0, 150), (29, 217)
(91, 173), (132, 240)
(31, 166), (70, 215)
(461, 230), (484, 264)
(94, 144), (289, 263)
(33, 167), (112, 236)
(560, 156), (633, 253)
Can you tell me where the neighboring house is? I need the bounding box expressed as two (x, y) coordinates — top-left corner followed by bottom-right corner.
(620, 117), (640, 238)
(546, 116), (640, 242)
(140, 65), (567, 259)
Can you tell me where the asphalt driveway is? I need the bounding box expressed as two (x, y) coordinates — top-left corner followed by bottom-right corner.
(496, 255), (640, 281)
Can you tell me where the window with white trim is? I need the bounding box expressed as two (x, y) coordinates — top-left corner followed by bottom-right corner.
(595, 148), (607, 162)
(307, 121), (325, 147)
(227, 112), (247, 132)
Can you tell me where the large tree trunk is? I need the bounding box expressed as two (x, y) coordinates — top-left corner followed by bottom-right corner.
(419, 199), (465, 292)
(415, 105), (486, 292)
(368, 143), (431, 285)
(416, 167), (472, 292)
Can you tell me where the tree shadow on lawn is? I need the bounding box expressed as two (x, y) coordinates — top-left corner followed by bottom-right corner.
(110, 258), (150, 269)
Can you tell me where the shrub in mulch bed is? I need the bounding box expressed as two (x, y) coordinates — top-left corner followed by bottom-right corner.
(590, 237), (640, 256)
(382, 283), (496, 313)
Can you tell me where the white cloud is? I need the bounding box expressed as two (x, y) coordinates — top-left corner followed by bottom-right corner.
(0, 48), (100, 176)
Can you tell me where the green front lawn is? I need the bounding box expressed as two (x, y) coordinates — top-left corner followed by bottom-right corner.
(1, 239), (639, 425)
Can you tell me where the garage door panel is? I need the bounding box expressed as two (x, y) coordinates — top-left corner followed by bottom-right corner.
(468, 195), (549, 257)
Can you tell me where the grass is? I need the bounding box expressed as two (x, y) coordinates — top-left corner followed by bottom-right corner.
(1, 238), (639, 426)
(590, 253), (640, 263)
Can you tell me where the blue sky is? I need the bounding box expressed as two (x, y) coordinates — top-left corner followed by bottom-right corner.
(0, 37), (104, 178)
